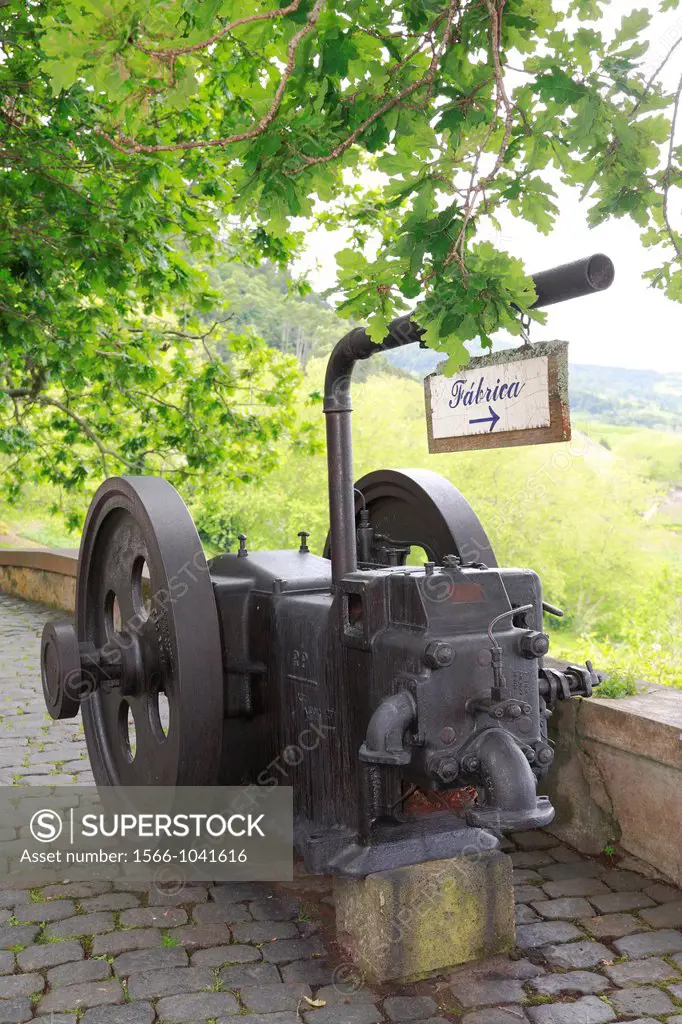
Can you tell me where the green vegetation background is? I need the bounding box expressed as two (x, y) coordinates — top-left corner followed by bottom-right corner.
(1, 264), (680, 695)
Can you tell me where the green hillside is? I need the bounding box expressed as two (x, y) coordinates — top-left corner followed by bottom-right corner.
(570, 365), (682, 431)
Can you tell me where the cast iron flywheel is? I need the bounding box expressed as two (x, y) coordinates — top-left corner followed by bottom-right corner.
(324, 468), (497, 569)
(41, 477), (224, 786)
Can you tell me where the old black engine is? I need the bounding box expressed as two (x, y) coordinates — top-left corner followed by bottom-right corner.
(40, 255), (612, 876)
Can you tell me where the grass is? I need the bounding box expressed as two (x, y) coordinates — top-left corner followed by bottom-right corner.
(208, 969), (224, 992)
(0, 504), (80, 549)
(594, 423), (682, 486)
(593, 672), (639, 700)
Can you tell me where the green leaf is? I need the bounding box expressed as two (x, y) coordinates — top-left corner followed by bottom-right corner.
(43, 57), (82, 96)
(611, 8), (651, 49)
(366, 310), (390, 344)
(533, 70), (588, 105)
(400, 274), (421, 298)
(2, 0), (682, 525)
(571, 91), (601, 145)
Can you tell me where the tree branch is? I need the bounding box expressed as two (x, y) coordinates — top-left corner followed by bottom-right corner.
(134, 0), (304, 58)
(444, 0), (514, 271)
(97, 0), (325, 155)
(289, 0), (460, 175)
(631, 35), (682, 119)
(663, 69), (682, 262)
(36, 396), (139, 474)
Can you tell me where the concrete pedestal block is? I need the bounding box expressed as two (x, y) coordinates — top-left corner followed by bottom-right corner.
(334, 850), (514, 983)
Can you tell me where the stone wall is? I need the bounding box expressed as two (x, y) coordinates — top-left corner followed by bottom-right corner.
(0, 550), (77, 613)
(542, 687), (682, 887)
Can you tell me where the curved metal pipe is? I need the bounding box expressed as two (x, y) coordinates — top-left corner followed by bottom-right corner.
(324, 320), (420, 582)
(358, 690), (416, 766)
(324, 255), (615, 583)
(473, 728), (539, 812)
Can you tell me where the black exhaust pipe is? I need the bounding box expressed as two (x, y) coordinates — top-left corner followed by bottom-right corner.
(324, 254), (615, 582)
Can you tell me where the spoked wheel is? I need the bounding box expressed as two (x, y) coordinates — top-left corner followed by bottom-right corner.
(43, 477), (224, 786)
(325, 468), (497, 569)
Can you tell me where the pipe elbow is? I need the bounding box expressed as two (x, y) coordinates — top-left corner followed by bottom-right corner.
(359, 690), (416, 767)
(323, 328), (371, 413)
(323, 319), (423, 413)
(465, 727), (555, 830)
(475, 729), (538, 810)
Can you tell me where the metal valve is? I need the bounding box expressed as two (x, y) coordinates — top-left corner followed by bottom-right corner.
(540, 660), (605, 708)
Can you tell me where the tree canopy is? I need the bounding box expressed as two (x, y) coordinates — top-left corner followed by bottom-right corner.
(1, 0), (681, 510)
(1, 3), (316, 512)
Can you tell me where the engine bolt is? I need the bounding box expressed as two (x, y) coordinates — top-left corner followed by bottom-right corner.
(509, 703), (522, 718)
(520, 631), (550, 659)
(440, 726), (457, 745)
(462, 755), (480, 774)
(430, 755), (459, 783)
(424, 641), (454, 669)
(537, 746), (554, 766)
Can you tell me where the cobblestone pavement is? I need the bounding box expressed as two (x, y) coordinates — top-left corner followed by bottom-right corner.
(0, 595), (93, 788)
(1, 593), (682, 1023)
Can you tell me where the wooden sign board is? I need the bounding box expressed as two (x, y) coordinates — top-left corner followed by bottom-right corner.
(424, 341), (570, 454)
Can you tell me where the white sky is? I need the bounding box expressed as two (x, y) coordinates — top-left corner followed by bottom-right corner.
(297, 2), (682, 373)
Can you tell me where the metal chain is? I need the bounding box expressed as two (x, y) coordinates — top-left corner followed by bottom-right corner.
(520, 313), (533, 348)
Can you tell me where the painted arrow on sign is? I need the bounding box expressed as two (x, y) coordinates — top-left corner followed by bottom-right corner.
(469, 405), (500, 432)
